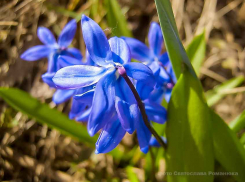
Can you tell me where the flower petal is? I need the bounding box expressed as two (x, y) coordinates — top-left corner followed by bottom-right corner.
(108, 37), (130, 64)
(74, 89), (94, 104)
(76, 107), (92, 122)
(81, 15), (112, 67)
(159, 52), (169, 66)
(148, 22), (163, 57)
(136, 116), (151, 153)
(122, 37), (153, 62)
(66, 48), (83, 60)
(52, 89), (76, 104)
(144, 100), (167, 124)
(41, 72), (56, 87)
(58, 19), (77, 48)
(21, 45), (52, 61)
(58, 55), (83, 68)
(115, 77), (138, 134)
(69, 99), (86, 119)
(88, 71), (117, 136)
(47, 53), (59, 73)
(136, 80), (154, 100)
(95, 118), (126, 154)
(37, 27), (57, 45)
(85, 50), (96, 66)
(150, 136), (167, 147)
(124, 62), (155, 84)
(53, 65), (107, 89)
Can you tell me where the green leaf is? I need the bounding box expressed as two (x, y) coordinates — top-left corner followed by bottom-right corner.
(154, 0), (196, 79)
(126, 166), (139, 182)
(104, 0), (132, 37)
(0, 87), (122, 159)
(44, 2), (82, 20)
(166, 71), (214, 182)
(186, 31), (206, 76)
(229, 110), (245, 133)
(206, 76), (244, 106)
(211, 110), (245, 182)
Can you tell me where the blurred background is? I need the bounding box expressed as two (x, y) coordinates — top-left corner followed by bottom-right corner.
(0, 0), (245, 181)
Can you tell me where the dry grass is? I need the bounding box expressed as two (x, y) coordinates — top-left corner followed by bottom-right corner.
(0, 0), (245, 181)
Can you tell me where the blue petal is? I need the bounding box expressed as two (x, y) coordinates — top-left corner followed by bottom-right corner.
(144, 100), (167, 124)
(159, 52), (169, 66)
(74, 89), (94, 104)
(148, 22), (163, 57)
(37, 27), (57, 46)
(66, 48), (83, 60)
(58, 56), (83, 68)
(21, 45), (52, 61)
(85, 50), (96, 66)
(53, 65), (107, 89)
(166, 62), (177, 83)
(47, 53), (59, 73)
(136, 80), (154, 100)
(122, 37), (153, 62)
(124, 62), (155, 84)
(81, 15), (112, 67)
(88, 70), (117, 136)
(95, 118), (126, 154)
(52, 89), (76, 104)
(58, 19), (77, 48)
(115, 77), (138, 134)
(149, 87), (164, 103)
(150, 136), (167, 147)
(164, 89), (172, 103)
(69, 99), (86, 119)
(108, 37), (130, 64)
(41, 72), (56, 87)
(76, 107), (92, 122)
(136, 116), (151, 154)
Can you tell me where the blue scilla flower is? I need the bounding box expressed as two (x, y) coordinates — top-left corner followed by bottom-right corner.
(21, 19), (82, 87)
(123, 22), (176, 102)
(53, 15), (157, 153)
(52, 52), (95, 105)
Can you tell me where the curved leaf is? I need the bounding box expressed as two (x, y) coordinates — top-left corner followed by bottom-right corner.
(166, 71), (214, 182)
(186, 31), (206, 76)
(212, 110), (245, 182)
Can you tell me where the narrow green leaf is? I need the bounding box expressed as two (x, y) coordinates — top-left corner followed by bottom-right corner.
(229, 110), (245, 133)
(154, 0), (196, 79)
(211, 110), (245, 182)
(126, 166), (139, 182)
(206, 76), (244, 106)
(186, 31), (206, 76)
(0, 87), (123, 159)
(104, 0), (132, 37)
(166, 71), (214, 182)
(44, 2), (82, 20)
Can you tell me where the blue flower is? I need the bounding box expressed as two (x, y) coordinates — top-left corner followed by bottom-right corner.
(150, 136), (167, 147)
(53, 15), (156, 154)
(123, 22), (176, 102)
(21, 19), (82, 87)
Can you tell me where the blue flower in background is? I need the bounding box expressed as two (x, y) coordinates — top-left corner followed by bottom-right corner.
(123, 22), (176, 102)
(21, 19), (82, 87)
(53, 15), (157, 154)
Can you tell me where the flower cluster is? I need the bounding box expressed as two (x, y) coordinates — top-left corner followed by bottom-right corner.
(21, 15), (175, 154)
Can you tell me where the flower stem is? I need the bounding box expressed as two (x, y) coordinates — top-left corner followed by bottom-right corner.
(118, 67), (167, 150)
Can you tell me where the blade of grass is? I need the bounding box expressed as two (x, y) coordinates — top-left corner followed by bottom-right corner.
(206, 76), (244, 106)
(104, 0), (132, 37)
(0, 87), (123, 159)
